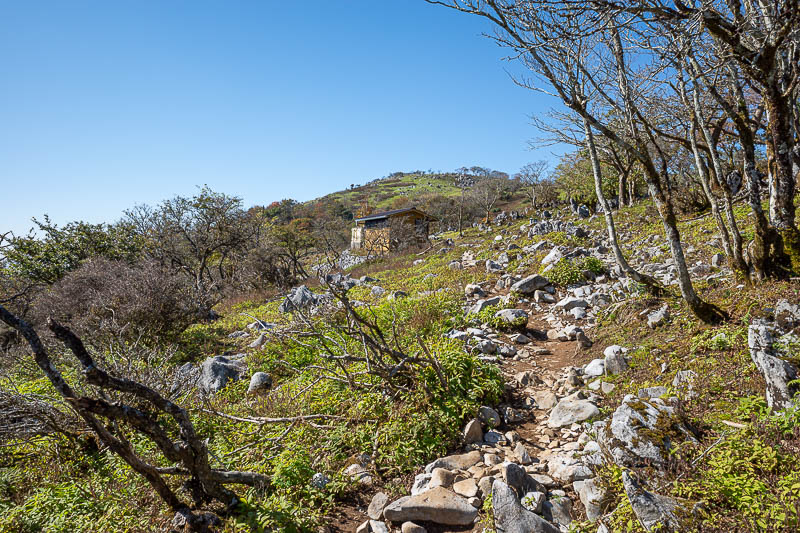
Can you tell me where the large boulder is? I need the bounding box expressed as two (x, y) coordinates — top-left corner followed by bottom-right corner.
(600, 395), (696, 467)
(199, 355), (246, 394)
(510, 275), (550, 294)
(383, 487), (478, 526)
(548, 398), (599, 428)
(491, 480), (560, 533)
(279, 285), (319, 313)
(748, 320), (800, 410)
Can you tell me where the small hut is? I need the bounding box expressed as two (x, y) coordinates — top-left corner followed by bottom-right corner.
(350, 207), (436, 253)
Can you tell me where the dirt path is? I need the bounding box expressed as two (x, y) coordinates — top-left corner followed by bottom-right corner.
(328, 296), (590, 533)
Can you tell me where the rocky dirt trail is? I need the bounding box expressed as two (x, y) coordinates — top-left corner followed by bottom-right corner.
(345, 266), (613, 533)
(339, 217), (740, 533)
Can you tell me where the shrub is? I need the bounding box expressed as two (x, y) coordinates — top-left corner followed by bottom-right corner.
(545, 258), (584, 286)
(33, 258), (194, 344)
(577, 256), (605, 274)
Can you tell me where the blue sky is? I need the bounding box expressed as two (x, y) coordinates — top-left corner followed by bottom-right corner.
(1, 1), (565, 236)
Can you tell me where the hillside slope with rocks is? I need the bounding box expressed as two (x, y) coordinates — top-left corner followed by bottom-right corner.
(2, 201), (798, 533)
(333, 203), (800, 533)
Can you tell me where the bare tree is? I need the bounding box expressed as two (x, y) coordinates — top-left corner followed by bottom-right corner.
(0, 304), (269, 531)
(601, 0), (800, 271)
(126, 187), (258, 318)
(429, 0), (728, 322)
(471, 175), (506, 224)
(516, 161), (548, 208)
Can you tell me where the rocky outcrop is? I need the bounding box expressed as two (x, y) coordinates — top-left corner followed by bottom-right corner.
(528, 219), (588, 239)
(600, 395), (695, 467)
(748, 320), (799, 410)
(278, 285), (321, 313)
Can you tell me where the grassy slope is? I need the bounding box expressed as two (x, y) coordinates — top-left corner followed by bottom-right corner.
(2, 200), (799, 532)
(308, 173), (462, 211)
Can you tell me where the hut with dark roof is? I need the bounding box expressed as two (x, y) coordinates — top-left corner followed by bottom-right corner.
(350, 207), (436, 253)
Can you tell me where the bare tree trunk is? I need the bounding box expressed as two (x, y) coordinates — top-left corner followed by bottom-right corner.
(764, 86), (800, 270)
(617, 171), (627, 208)
(458, 188), (464, 237)
(686, 70), (748, 275)
(686, 115), (735, 265)
(607, 24), (724, 322)
(583, 116), (663, 294)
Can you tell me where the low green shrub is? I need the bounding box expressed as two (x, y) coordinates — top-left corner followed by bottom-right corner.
(545, 258), (584, 286)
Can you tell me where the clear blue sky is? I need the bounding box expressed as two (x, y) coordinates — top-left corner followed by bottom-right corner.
(1, 0), (565, 236)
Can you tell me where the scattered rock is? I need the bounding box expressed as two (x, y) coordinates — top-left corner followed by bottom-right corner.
(368, 492), (390, 520)
(452, 478), (478, 498)
(548, 399), (599, 428)
(425, 451), (482, 473)
(248, 333), (267, 348)
(584, 359), (605, 377)
(672, 370), (697, 399)
(246, 372), (272, 395)
(555, 297), (589, 311)
(401, 522), (427, 533)
(478, 406), (502, 427)
(647, 305), (670, 329)
(463, 418), (483, 444)
(310, 472), (330, 489)
(510, 275), (551, 294)
(521, 491), (545, 513)
(491, 480), (560, 533)
(383, 487), (478, 526)
(511, 333), (530, 344)
(604, 345), (629, 375)
(533, 390), (558, 410)
(486, 260), (504, 273)
(369, 520), (390, 533)
(495, 309), (529, 326)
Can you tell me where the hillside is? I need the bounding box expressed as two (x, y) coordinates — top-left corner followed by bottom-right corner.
(1, 197), (798, 533)
(309, 172), (464, 214)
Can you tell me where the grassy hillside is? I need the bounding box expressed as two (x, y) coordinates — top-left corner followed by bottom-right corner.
(309, 172), (463, 213)
(1, 198), (799, 533)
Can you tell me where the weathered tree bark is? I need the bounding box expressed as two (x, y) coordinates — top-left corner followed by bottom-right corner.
(583, 116), (663, 295)
(617, 171), (627, 208)
(686, 73), (748, 276)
